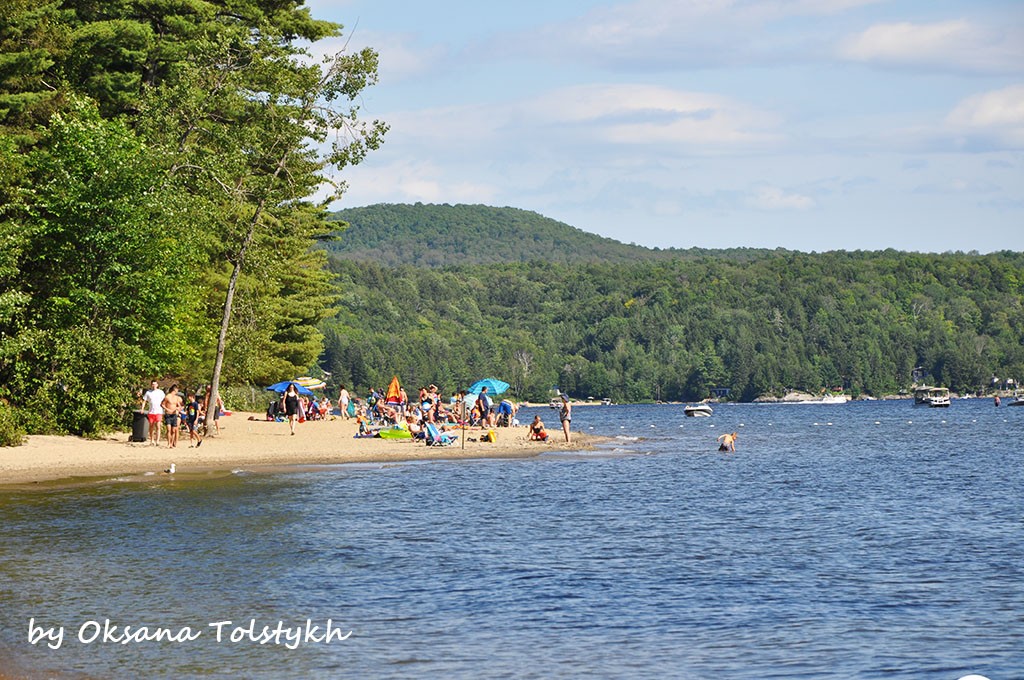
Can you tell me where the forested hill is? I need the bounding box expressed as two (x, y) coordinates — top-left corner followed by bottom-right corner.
(326, 203), (772, 266)
(319, 250), (1024, 402)
(318, 203), (1024, 404)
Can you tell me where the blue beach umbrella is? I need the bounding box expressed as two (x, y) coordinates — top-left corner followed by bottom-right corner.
(266, 381), (314, 396)
(467, 378), (510, 395)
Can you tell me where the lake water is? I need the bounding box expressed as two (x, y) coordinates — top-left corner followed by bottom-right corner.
(1, 400), (1021, 679)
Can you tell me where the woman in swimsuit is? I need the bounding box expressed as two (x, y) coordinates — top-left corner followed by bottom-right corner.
(282, 383), (301, 435)
(558, 393), (571, 444)
(529, 415), (548, 441)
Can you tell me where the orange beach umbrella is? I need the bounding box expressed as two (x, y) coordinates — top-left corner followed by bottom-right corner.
(385, 376), (402, 404)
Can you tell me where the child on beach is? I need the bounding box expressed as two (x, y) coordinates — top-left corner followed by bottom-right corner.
(185, 391), (203, 448)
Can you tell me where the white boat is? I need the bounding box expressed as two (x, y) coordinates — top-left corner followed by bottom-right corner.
(684, 404), (714, 417)
(1007, 393), (1024, 407)
(914, 386), (951, 408)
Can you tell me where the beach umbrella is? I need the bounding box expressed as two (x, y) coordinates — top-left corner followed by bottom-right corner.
(293, 376), (327, 390)
(266, 381), (314, 396)
(384, 376), (402, 404)
(467, 378), (509, 395)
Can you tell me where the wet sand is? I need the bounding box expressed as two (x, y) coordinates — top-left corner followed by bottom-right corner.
(0, 413), (598, 489)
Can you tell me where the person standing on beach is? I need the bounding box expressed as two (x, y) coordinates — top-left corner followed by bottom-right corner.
(282, 383), (301, 435)
(339, 384), (350, 419)
(208, 390), (224, 435)
(184, 391), (203, 448)
(475, 387), (492, 429)
(142, 380), (165, 446)
(161, 384), (184, 449)
(558, 393), (572, 444)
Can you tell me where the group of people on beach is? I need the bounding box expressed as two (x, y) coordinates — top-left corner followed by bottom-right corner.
(348, 384), (504, 427)
(140, 381), (223, 448)
(329, 383), (574, 444)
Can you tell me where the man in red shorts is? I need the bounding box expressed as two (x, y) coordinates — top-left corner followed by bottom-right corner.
(142, 380), (166, 446)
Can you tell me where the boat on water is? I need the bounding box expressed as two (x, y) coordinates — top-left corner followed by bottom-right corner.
(1007, 393), (1024, 407)
(914, 386), (951, 408)
(684, 403), (714, 417)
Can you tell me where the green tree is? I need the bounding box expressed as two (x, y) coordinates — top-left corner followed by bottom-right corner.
(0, 97), (195, 434)
(136, 22), (385, 429)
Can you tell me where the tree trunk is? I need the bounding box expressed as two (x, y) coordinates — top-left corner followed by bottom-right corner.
(205, 199), (265, 434)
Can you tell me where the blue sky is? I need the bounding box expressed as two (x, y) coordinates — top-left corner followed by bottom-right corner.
(304, 0), (1023, 253)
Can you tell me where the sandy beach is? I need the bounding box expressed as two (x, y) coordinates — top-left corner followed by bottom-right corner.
(0, 413), (599, 489)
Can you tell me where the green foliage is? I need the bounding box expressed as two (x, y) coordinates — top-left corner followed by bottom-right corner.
(0, 3), (384, 437)
(14, 328), (137, 436)
(0, 0), (68, 130)
(0, 96), (199, 434)
(321, 248), (1024, 402)
(325, 203), (772, 267)
(0, 400), (26, 447)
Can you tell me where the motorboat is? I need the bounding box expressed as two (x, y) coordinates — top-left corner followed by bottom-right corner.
(914, 386), (951, 407)
(684, 403), (714, 417)
(1007, 393), (1024, 407)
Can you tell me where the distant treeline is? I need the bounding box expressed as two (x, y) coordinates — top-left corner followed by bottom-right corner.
(326, 203), (774, 266)
(319, 219), (1024, 402)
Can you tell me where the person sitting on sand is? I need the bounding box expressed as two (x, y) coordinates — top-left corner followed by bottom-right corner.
(717, 431), (738, 452)
(406, 414), (424, 439)
(529, 415), (549, 441)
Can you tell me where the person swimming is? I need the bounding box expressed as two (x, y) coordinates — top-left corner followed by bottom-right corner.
(717, 431), (737, 452)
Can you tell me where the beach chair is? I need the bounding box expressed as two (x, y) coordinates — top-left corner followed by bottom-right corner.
(424, 422), (457, 447)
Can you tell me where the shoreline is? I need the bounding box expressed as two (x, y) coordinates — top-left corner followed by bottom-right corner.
(0, 412), (601, 491)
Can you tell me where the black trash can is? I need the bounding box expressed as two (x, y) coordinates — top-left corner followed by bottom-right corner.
(131, 411), (149, 442)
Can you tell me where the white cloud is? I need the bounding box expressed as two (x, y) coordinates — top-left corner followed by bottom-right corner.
(839, 20), (1024, 73)
(502, 0), (885, 70)
(528, 84), (783, 149)
(337, 159), (498, 206)
(948, 85), (1024, 128)
(749, 186), (815, 210)
(946, 85), (1024, 148)
(368, 84), (782, 161)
